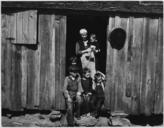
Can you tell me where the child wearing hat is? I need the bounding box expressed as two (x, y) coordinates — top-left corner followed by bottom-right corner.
(63, 65), (83, 126)
(90, 71), (106, 118)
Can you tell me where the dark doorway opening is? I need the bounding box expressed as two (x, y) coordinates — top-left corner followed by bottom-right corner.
(66, 15), (108, 75)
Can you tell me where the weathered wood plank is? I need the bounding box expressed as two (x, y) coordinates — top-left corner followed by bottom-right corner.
(7, 11), (23, 110)
(1, 14), (7, 108)
(120, 17), (130, 114)
(22, 11), (29, 44)
(2, 1), (163, 14)
(10, 10), (37, 44)
(144, 18), (158, 115)
(46, 14), (56, 109)
(4, 14), (14, 110)
(26, 44), (40, 109)
(12, 44), (22, 110)
(8, 12), (22, 110)
(50, 15), (56, 109)
(121, 17), (132, 114)
(104, 17), (113, 109)
(130, 17), (144, 114)
(33, 44), (41, 108)
(39, 14), (52, 110)
(21, 46), (27, 108)
(113, 15), (123, 111)
(54, 15), (61, 110)
(59, 16), (66, 110)
(16, 12), (23, 43)
(154, 18), (163, 114)
(9, 13), (16, 44)
(125, 17), (134, 114)
(105, 16), (115, 111)
(28, 10), (37, 44)
(139, 17), (148, 114)
(105, 16), (118, 111)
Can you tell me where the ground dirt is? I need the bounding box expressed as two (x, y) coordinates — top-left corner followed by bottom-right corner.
(1, 111), (163, 127)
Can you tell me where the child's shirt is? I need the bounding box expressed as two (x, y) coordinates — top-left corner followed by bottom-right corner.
(81, 77), (93, 94)
(63, 75), (83, 99)
(94, 82), (105, 98)
(90, 40), (100, 53)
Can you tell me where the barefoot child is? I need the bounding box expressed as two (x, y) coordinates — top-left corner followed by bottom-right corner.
(91, 71), (106, 118)
(63, 65), (83, 126)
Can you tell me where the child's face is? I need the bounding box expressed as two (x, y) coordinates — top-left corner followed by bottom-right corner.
(96, 76), (102, 83)
(90, 36), (96, 42)
(81, 34), (87, 41)
(84, 71), (90, 78)
(70, 72), (77, 78)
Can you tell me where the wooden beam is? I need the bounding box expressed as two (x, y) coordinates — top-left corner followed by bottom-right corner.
(2, 1), (163, 15)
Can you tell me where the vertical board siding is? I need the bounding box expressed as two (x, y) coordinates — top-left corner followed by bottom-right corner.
(5, 14), (14, 109)
(38, 14), (66, 110)
(59, 16), (66, 110)
(54, 15), (66, 110)
(1, 11), (162, 115)
(39, 14), (55, 110)
(28, 11), (37, 44)
(11, 44), (22, 110)
(106, 16), (163, 115)
(154, 18), (163, 114)
(144, 18), (159, 115)
(50, 15), (56, 109)
(139, 17), (148, 114)
(33, 44), (41, 108)
(2, 12), (67, 110)
(21, 46), (28, 108)
(105, 16), (115, 111)
(130, 18), (143, 114)
(39, 14), (51, 109)
(54, 15), (60, 109)
(1, 14), (7, 108)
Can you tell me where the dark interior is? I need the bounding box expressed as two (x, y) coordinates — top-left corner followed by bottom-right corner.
(66, 15), (108, 75)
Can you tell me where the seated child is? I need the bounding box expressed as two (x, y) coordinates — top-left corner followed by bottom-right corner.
(81, 68), (93, 114)
(91, 71), (106, 118)
(63, 65), (83, 126)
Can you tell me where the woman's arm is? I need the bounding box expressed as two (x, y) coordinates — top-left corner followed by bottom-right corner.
(76, 42), (91, 55)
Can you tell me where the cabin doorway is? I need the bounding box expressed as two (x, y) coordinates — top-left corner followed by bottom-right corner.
(66, 15), (108, 75)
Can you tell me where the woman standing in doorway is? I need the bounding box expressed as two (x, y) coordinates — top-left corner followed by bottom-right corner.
(75, 28), (96, 79)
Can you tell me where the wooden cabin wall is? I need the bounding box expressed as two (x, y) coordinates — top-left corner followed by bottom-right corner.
(1, 10), (163, 115)
(1, 11), (66, 111)
(105, 15), (163, 115)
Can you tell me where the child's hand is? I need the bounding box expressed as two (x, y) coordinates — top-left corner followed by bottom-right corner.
(87, 92), (92, 95)
(90, 45), (96, 49)
(86, 47), (92, 53)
